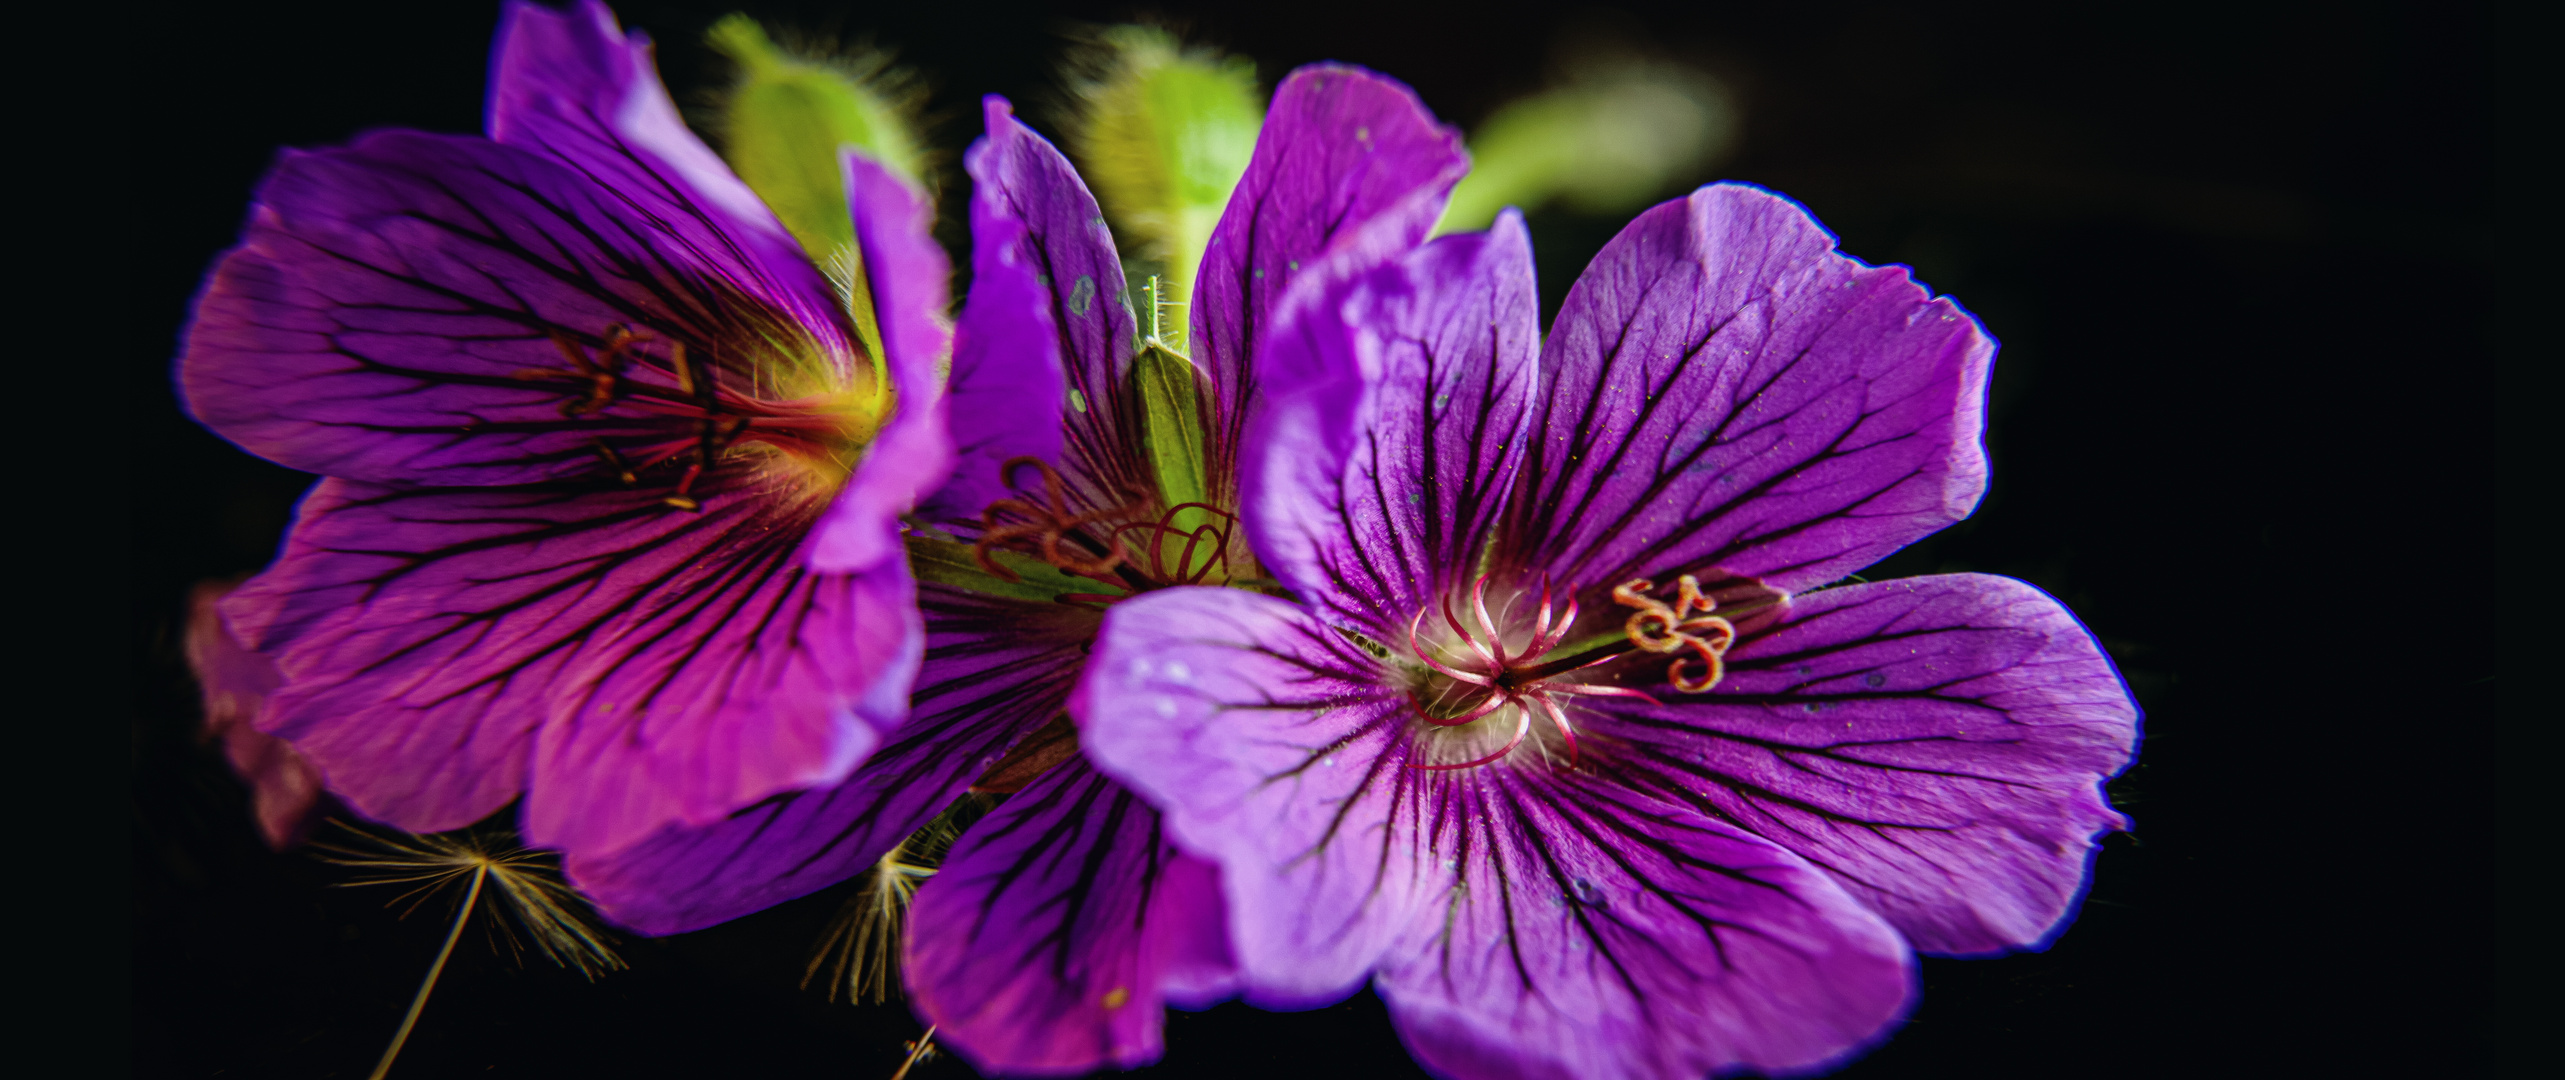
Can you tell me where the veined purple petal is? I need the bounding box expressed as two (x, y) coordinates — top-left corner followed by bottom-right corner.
(485, 0), (847, 346)
(186, 580), (323, 850)
(1246, 212), (1540, 628)
(181, 131), (857, 486)
(1508, 184), (1994, 593)
(1079, 586), (1914, 1078)
(1374, 782), (1911, 1080)
(930, 96), (1151, 528)
(908, 757), (1235, 1075)
(567, 586), (1091, 934)
(1077, 587), (1441, 1005)
(807, 156), (955, 573)
(919, 98), (1077, 523)
(1190, 65), (1468, 495)
(1593, 574), (2138, 955)
(224, 473), (918, 859)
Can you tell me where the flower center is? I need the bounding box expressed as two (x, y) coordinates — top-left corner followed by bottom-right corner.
(1401, 573), (1750, 771)
(516, 324), (884, 510)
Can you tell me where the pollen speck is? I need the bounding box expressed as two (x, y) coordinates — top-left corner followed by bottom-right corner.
(1102, 987), (1131, 1009)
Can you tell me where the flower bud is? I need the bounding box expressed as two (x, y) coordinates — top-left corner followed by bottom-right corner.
(1070, 26), (1264, 322)
(707, 14), (924, 264)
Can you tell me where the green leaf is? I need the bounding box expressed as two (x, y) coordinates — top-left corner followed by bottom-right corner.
(1072, 26), (1263, 342)
(906, 534), (1115, 604)
(707, 14), (923, 264)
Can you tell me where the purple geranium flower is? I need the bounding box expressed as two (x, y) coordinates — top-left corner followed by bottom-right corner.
(178, 1), (951, 878)
(569, 69), (1467, 1072)
(1074, 192), (2142, 1076)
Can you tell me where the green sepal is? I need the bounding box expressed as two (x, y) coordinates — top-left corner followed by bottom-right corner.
(907, 534), (1114, 604)
(706, 15), (924, 264)
(1073, 26), (1263, 336)
(1133, 341), (1211, 517)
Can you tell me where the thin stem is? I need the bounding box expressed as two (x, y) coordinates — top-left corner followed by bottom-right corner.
(367, 863), (485, 1080)
(889, 1025), (939, 1080)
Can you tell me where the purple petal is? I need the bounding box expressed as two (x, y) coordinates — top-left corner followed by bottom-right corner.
(567, 587), (1092, 934)
(1509, 184), (1994, 593)
(223, 474), (919, 859)
(1076, 587), (1439, 1005)
(918, 98), (1075, 523)
(908, 757), (1236, 1075)
(1190, 65), (1468, 492)
(484, 0), (844, 343)
(1079, 586), (1914, 1077)
(806, 156), (955, 573)
(1593, 574), (2139, 954)
(1373, 784), (1912, 1080)
(180, 131), (852, 486)
(186, 580), (324, 850)
(932, 96), (1152, 527)
(1244, 212), (1540, 627)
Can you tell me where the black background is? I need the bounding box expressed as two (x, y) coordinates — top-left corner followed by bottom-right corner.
(132, 1), (2504, 1077)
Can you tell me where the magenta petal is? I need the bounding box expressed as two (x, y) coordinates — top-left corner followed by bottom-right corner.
(1245, 212), (1540, 626)
(180, 131), (844, 486)
(186, 580), (323, 850)
(919, 98), (1074, 522)
(224, 474), (918, 858)
(1077, 586), (1434, 1005)
(568, 588), (1090, 934)
(1512, 184), (1994, 593)
(1190, 65), (1468, 487)
(1599, 574), (2139, 954)
(908, 757), (1236, 1075)
(806, 156), (955, 573)
(484, 0), (844, 343)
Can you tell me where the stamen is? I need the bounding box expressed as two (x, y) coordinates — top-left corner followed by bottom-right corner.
(1531, 695), (1581, 767)
(1547, 682), (1662, 704)
(1611, 575), (1737, 693)
(1407, 610), (1493, 687)
(1423, 691), (1511, 728)
(521, 324), (874, 509)
(663, 462), (704, 512)
(1471, 576), (1509, 666)
(970, 458), (1133, 582)
(588, 439), (637, 486)
(1403, 572), (1745, 774)
(1527, 576), (1555, 650)
(1409, 704), (1531, 771)
(1441, 595), (1497, 668)
(1106, 501), (1239, 586)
